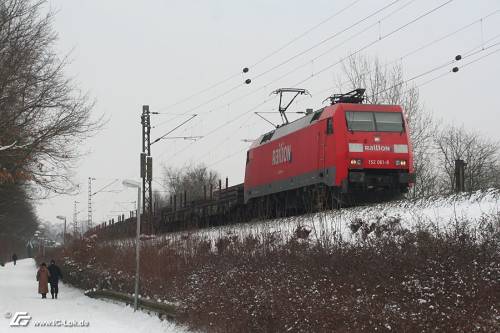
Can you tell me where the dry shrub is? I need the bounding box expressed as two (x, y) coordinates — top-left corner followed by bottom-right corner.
(41, 219), (500, 332)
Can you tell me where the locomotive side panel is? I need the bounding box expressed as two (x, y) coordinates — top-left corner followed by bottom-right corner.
(244, 112), (337, 203)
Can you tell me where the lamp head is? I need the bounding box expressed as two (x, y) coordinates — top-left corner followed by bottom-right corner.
(122, 179), (141, 189)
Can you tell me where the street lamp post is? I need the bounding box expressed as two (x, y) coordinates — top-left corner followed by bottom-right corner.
(56, 216), (67, 245)
(122, 179), (141, 311)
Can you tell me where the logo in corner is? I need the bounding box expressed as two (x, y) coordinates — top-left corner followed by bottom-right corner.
(9, 312), (31, 327)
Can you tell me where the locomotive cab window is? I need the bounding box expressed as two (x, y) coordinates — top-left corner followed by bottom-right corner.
(373, 112), (404, 132)
(346, 111), (404, 132)
(346, 111), (375, 131)
(326, 118), (333, 134)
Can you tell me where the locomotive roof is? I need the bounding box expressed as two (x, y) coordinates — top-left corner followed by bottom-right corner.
(250, 103), (402, 148)
(250, 106), (327, 148)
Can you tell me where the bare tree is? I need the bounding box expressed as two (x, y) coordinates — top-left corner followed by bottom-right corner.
(161, 163), (219, 202)
(0, 183), (39, 256)
(435, 125), (499, 192)
(0, 0), (102, 194)
(339, 54), (438, 197)
(153, 190), (168, 212)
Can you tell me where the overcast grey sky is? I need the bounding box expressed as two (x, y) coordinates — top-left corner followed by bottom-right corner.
(38, 0), (500, 228)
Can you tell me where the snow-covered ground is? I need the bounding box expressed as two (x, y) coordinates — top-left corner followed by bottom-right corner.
(147, 189), (500, 246)
(0, 259), (188, 332)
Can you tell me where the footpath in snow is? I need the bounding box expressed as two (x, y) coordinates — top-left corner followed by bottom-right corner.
(0, 259), (187, 332)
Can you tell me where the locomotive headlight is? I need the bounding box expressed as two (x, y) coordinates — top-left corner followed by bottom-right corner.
(349, 143), (364, 152)
(395, 160), (407, 166)
(350, 159), (362, 166)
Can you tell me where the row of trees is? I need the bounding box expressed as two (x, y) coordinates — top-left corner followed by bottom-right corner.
(0, 1), (100, 257)
(0, 0), (101, 194)
(157, 164), (219, 205)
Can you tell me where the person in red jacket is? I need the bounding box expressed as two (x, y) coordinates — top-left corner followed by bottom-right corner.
(36, 262), (50, 299)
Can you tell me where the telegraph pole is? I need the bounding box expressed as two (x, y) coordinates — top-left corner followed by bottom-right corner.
(87, 177), (95, 231)
(455, 159), (466, 192)
(142, 106), (199, 234)
(73, 201), (79, 237)
(141, 106), (153, 232)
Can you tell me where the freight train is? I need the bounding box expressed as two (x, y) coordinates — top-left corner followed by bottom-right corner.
(93, 89), (414, 237)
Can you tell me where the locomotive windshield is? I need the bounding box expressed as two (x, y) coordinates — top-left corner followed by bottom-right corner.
(346, 111), (404, 132)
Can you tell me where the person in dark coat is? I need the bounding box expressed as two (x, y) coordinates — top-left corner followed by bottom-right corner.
(36, 263), (50, 299)
(48, 259), (63, 299)
(12, 253), (17, 265)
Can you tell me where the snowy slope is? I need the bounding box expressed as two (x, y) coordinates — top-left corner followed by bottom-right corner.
(0, 259), (188, 332)
(150, 189), (500, 245)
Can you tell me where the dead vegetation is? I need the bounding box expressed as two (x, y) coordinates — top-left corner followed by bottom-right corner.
(41, 218), (500, 332)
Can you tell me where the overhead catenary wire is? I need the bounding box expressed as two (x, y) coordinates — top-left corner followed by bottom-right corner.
(241, 0), (419, 100)
(153, 0), (407, 130)
(292, 0), (455, 87)
(157, 3), (500, 182)
(154, 6), (500, 139)
(160, 0), (454, 162)
(198, 114), (259, 163)
(155, 1), (420, 159)
(315, 11), (500, 96)
(155, 0), (364, 113)
(412, 46), (500, 90)
(249, 0), (365, 68)
(370, 39), (500, 98)
(182, 38), (500, 169)
(251, 0), (405, 81)
(91, 179), (119, 197)
(160, 96), (276, 160)
(199, 47), (500, 170)
(152, 114), (198, 145)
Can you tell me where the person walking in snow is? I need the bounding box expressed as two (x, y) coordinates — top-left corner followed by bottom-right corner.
(36, 262), (50, 299)
(12, 253), (17, 266)
(48, 259), (63, 299)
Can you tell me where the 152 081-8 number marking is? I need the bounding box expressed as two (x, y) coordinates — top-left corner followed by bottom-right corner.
(368, 160), (390, 165)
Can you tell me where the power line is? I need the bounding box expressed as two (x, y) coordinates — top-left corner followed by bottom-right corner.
(155, 1), (414, 159)
(315, 11), (500, 96)
(156, 1), (500, 174)
(198, 114), (258, 163)
(152, 114), (198, 145)
(160, 96), (276, 160)
(201, 47), (500, 170)
(249, 0), (365, 68)
(183, 39), (500, 169)
(161, 0), (454, 162)
(371, 39), (500, 98)
(153, 0), (406, 130)
(91, 179), (119, 196)
(293, 0), (455, 87)
(155, 0), (364, 113)
(252, 0), (405, 81)
(242, 0), (418, 99)
(207, 147), (248, 168)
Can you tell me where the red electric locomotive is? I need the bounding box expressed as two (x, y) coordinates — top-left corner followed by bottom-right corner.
(95, 89), (415, 236)
(244, 89), (414, 205)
